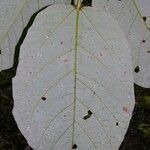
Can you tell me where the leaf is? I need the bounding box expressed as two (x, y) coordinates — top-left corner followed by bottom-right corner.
(13, 4), (135, 150)
(93, 0), (150, 87)
(136, 0), (150, 27)
(0, 0), (70, 71)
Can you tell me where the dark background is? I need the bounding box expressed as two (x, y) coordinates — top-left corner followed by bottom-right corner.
(0, 0), (150, 149)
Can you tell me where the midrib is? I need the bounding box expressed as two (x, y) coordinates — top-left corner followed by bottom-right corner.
(72, 7), (80, 147)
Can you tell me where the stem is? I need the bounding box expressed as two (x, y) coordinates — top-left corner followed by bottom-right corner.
(77, 0), (81, 10)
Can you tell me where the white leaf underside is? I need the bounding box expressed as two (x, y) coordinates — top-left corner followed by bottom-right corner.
(13, 5), (135, 150)
(93, 0), (150, 88)
(0, 0), (70, 71)
(136, 0), (150, 27)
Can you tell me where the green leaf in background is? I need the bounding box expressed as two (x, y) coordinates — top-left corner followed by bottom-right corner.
(138, 123), (150, 136)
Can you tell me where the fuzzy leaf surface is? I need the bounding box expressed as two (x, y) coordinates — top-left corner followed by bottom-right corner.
(13, 4), (135, 150)
(0, 0), (70, 71)
(93, 0), (150, 87)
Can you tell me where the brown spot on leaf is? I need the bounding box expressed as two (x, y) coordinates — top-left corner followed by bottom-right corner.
(72, 144), (77, 149)
(63, 58), (68, 62)
(123, 106), (128, 113)
(142, 40), (146, 43)
(124, 71), (126, 76)
(93, 91), (96, 96)
(147, 50), (150, 53)
(99, 53), (103, 56)
(41, 97), (46, 101)
(143, 16), (147, 22)
(134, 66), (140, 73)
(83, 110), (93, 120)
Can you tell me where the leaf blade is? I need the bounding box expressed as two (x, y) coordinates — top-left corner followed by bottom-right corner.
(93, 0), (150, 87)
(13, 5), (135, 150)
